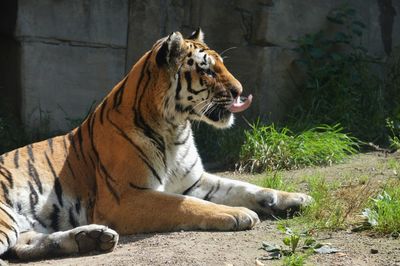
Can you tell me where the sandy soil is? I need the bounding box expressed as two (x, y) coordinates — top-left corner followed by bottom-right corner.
(8, 152), (400, 266)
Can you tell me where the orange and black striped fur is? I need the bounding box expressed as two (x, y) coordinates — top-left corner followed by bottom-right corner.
(0, 29), (311, 260)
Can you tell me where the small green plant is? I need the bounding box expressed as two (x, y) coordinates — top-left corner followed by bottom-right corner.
(260, 225), (339, 265)
(280, 227), (301, 254)
(384, 43), (400, 147)
(386, 118), (400, 150)
(260, 226), (309, 265)
(239, 122), (358, 173)
(362, 185), (400, 234)
(283, 253), (305, 266)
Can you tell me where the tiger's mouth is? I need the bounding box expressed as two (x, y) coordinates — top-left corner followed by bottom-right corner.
(204, 105), (231, 122)
(205, 95), (253, 122)
(229, 95), (253, 113)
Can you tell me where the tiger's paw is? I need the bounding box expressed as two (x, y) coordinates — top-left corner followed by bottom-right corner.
(73, 224), (119, 254)
(229, 207), (260, 230)
(255, 189), (312, 217)
(207, 206), (260, 231)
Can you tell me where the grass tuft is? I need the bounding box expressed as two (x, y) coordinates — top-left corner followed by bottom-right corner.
(386, 118), (400, 150)
(299, 175), (345, 229)
(284, 174), (378, 231)
(254, 171), (296, 192)
(362, 184), (400, 234)
(238, 123), (358, 173)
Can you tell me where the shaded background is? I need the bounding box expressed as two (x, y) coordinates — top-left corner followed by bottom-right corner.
(0, 0), (399, 138)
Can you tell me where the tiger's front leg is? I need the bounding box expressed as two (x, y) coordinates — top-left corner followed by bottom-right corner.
(92, 189), (259, 235)
(183, 172), (312, 216)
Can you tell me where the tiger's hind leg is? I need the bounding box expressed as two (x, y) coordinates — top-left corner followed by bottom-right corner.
(8, 224), (118, 260)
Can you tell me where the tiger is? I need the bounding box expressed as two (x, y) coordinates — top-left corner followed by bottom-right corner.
(0, 28), (311, 261)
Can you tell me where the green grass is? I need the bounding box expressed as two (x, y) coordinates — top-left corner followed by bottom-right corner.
(362, 184), (400, 234)
(300, 175), (346, 229)
(254, 171), (296, 192)
(282, 174), (377, 231)
(387, 158), (400, 176)
(238, 123), (358, 173)
(386, 118), (400, 150)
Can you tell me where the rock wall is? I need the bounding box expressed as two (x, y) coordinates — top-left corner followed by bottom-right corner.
(15, 0), (128, 129)
(3, 0), (400, 130)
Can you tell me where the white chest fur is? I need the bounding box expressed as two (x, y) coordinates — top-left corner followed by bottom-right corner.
(158, 123), (204, 194)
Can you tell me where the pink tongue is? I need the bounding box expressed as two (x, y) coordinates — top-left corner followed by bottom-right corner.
(229, 94), (253, 113)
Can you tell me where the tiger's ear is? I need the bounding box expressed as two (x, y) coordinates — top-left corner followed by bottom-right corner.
(188, 27), (204, 43)
(156, 32), (185, 68)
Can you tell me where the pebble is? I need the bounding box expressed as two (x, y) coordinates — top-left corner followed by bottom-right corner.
(370, 249), (379, 254)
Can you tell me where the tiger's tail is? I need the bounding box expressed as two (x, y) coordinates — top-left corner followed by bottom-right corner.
(0, 203), (19, 255)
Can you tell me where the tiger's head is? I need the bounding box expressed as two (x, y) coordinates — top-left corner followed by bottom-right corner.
(148, 29), (252, 129)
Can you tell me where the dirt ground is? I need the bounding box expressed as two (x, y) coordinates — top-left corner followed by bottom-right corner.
(8, 152), (400, 266)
